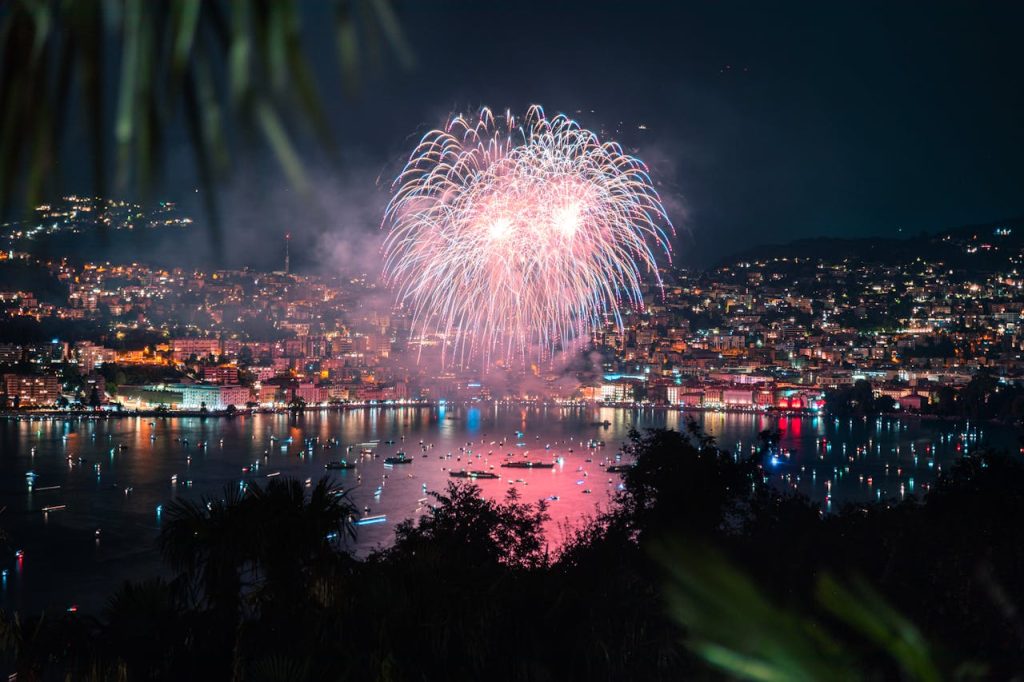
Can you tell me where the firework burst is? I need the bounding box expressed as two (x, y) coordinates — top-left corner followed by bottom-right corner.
(383, 106), (673, 367)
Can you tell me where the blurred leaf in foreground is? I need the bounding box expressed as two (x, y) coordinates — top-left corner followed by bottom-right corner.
(0, 0), (412, 247)
(654, 540), (984, 681)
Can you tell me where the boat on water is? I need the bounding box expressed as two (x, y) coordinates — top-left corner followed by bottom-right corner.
(384, 453), (412, 465)
(450, 470), (500, 479)
(587, 439), (606, 448)
(355, 514), (387, 526)
(591, 420), (612, 427)
(501, 461), (555, 469)
(606, 464), (634, 473)
(325, 461), (356, 470)
(360, 447), (374, 456)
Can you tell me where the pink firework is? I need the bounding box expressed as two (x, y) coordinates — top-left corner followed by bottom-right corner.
(383, 106), (673, 367)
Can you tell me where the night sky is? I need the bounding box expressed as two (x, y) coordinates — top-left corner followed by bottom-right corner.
(157, 1), (1024, 269)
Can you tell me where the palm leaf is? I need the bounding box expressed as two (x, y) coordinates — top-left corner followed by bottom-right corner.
(816, 574), (942, 682)
(654, 540), (971, 681)
(653, 540), (852, 682)
(0, 0), (414, 239)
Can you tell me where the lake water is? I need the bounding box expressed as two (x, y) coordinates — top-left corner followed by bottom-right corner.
(0, 405), (1016, 613)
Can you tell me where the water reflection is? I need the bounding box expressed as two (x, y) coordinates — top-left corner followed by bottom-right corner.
(0, 407), (1015, 613)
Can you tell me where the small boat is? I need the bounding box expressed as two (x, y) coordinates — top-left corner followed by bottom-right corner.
(384, 454), (413, 465)
(325, 461), (356, 470)
(591, 420), (612, 427)
(606, 464), (634, 473)
(501, 461), (555, 469)
(360, 447), (374, 456)
(450, 470), (500, 479)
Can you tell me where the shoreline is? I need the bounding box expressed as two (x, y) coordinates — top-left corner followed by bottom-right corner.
(0, 402), (998, 426)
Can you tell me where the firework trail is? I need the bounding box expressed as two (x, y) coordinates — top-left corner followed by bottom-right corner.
(383, 106), (673, 367)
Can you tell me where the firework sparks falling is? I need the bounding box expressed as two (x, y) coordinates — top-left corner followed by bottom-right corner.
(383, 106), (673, 367)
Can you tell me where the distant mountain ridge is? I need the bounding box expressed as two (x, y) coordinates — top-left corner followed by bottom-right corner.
(719, 216), (1024, 270)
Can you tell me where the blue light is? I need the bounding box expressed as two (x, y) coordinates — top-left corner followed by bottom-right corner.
(602, 373), (646, 381)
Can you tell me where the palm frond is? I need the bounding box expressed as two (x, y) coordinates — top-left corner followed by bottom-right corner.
(653, 540), (965, 681)
(653, 540), (852, 682)
(0, 0), (413, 240)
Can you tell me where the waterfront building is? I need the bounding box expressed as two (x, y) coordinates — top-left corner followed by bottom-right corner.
(170, 383), (251, 410)
(115, 386), (184, 410)
(2, 373), (60, 406)
(722, 388), (755, 407)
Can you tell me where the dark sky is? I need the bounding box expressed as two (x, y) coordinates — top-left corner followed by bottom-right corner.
(164, 1), (1024, 269)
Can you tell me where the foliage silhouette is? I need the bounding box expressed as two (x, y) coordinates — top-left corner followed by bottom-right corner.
(0, 423), (1020, 679)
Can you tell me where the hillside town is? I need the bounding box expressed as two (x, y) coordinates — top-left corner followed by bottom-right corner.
(2, 203), (1024, 418)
